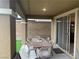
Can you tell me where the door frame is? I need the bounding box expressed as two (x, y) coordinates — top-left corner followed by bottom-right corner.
(54, 8), (79, 59)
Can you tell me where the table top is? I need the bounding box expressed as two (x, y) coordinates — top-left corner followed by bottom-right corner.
(31, 41), (52, 48)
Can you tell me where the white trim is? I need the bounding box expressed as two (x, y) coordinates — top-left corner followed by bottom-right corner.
(28, 19), (52, 22)
(54, 8), (79, 19)
(35, 19), (51, 22)
(0, 9), (12, 15)
(54, 8), (79, 59)
(74, 10), (79, 59)
(16, 20), (27, 24)
(0, 8), (17, 17)
(16, 20), (22, 21)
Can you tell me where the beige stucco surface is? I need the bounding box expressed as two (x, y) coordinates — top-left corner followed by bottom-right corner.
(27, 21), (51, 38)
(0, 15), (10, 59)
(16, 20), (26, 44)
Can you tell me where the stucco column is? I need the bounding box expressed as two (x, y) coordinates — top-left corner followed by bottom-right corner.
(0, 0), (16, 59)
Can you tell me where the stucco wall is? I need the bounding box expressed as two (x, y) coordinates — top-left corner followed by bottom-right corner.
(16, 20), (26, 44)
(0, 15), (16, 59)
(0, 0), (9, 8)
(0, 15), (10, 59)
(51, 19), (57, 48)
(27, 21), (51, 38)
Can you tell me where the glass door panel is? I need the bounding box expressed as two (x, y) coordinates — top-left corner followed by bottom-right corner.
(62, 16), (68, 50)
(63, 16), (70, 52)
(56, 16), (70, 53)
(56, 18), (63, 48)
(56, 14), (75, 56)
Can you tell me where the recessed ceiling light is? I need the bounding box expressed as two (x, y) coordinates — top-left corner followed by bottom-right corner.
(42, 8), (46, 12)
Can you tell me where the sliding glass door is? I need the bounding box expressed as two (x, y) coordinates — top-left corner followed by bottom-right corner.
(62, 16), (70, 52)
(56, 18), (63, 48)
(56, 16), (71, 54)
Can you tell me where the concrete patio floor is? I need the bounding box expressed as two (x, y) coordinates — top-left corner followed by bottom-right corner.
(18, 45), (72, 59)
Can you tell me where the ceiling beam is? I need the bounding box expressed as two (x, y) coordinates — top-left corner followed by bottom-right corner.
(26, 15), (53, 19)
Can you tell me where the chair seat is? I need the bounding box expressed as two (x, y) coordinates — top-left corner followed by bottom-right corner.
(37, 47), (51, 57)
